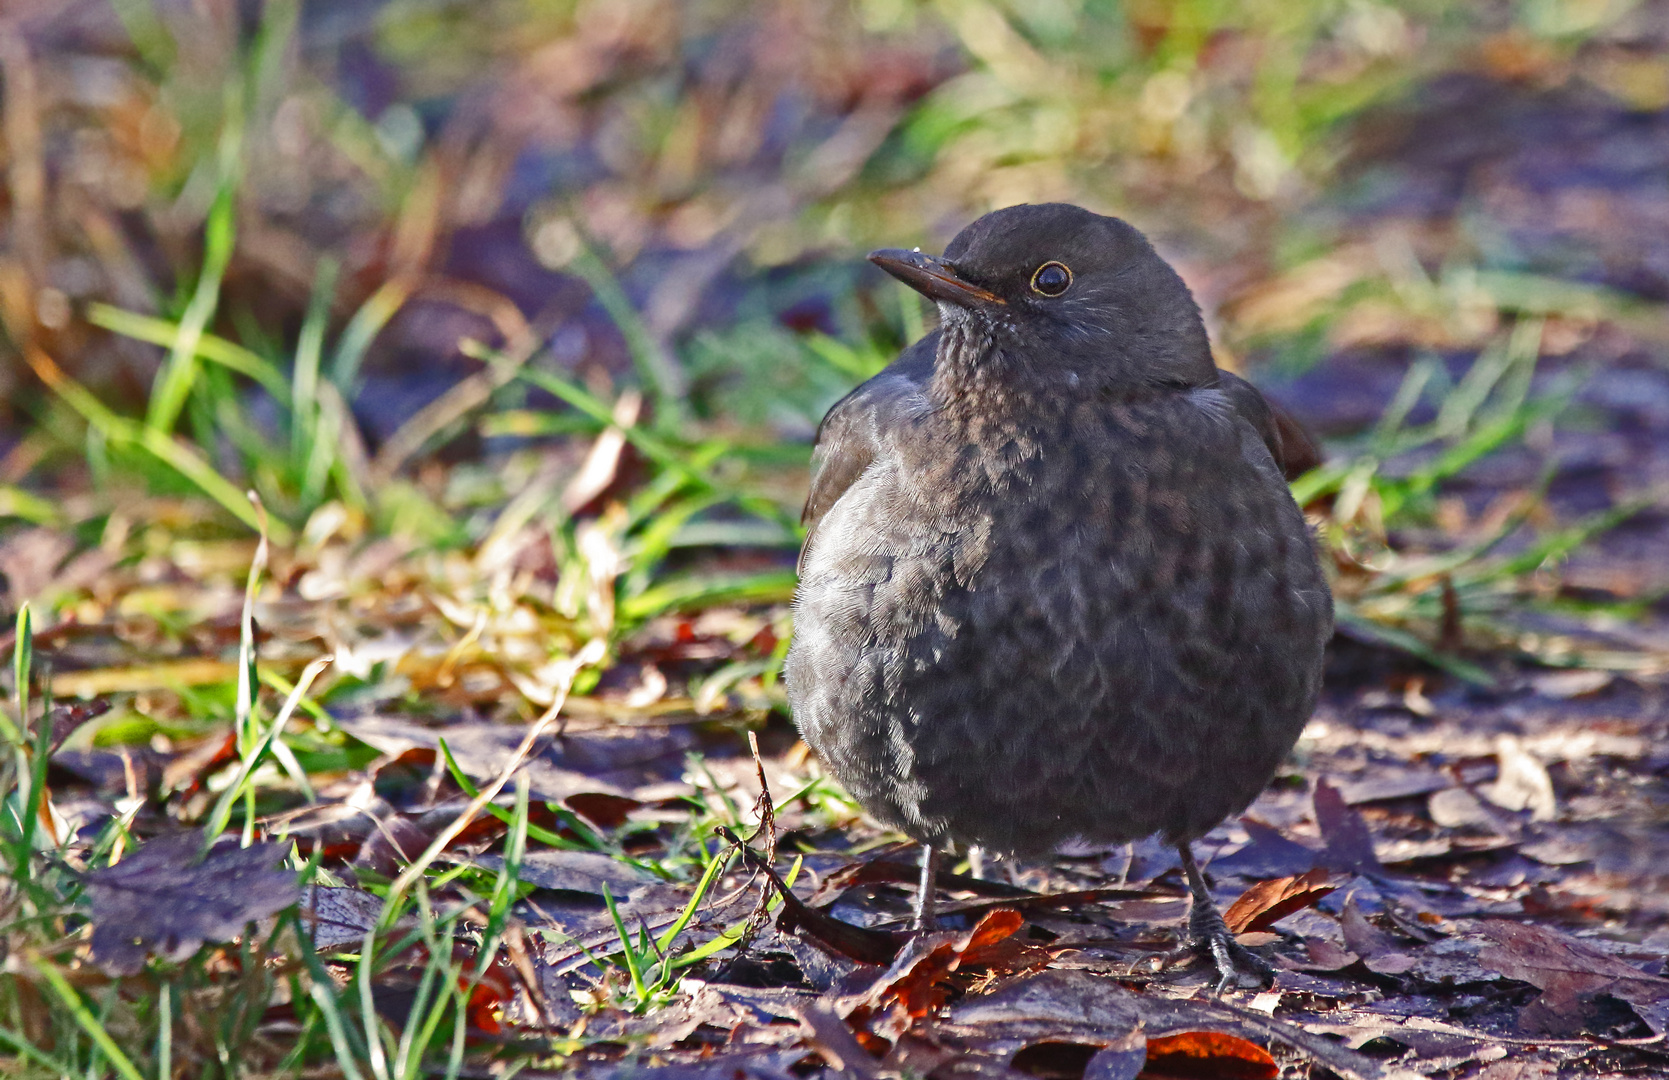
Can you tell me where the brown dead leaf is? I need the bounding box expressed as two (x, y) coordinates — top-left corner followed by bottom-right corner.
(86, 832), (299, 975)
(1140, 1031), (1277, 1079)
(1223, 868), (1342, 933)
(0, 525), (72, 606)
(159, 729), (239, 799)
(43, 698), (111, 755)
(564, 790), (640, 829)
(1282, 937), (1359, 972)
(462, 960), (516, 1034)
(813, 854), (1035, 904)
(834, 908), (1032, 1042)
(943, 968), (1146, 1077)
(1314, 779), (1382, 872)
(480, 848), (653, 895)
(1478, 920), (1669, 1036)
(300, 885), (386, 951)
(356, 812), (448, 877)
(795, 999), (883, 1079)
(1339, 894), (1418, 975)
(1218, 817), (1327, 878)
(1339, 894), (1395, 956)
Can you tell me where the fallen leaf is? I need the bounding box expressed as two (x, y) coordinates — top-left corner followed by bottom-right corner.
(812, 854), (1036, 904)
(477, 848), (653, 895)
(300, 885), (386, 951)
(1214, 817), (1326, 878)
(1338, 893), (1418, 975)
(45, 698), (111, 755)
(462, 962), (515, 1034)
(159, 730), (238, 799)
(86, 832), (299, 974)
(1314, 779), (1382, 872)
(1339, 893), (1396, 956)
(951, 967), (1144, 1034)
(1082, 1040), (1149, 1080)
(1013, 1040), (1143, 1080)
(0, 526), (73, 607)
(1482, 735), (1557, 822)
(1223, 868), (1342, 933)
(1135, 994), (1428, 1080)
(795, 999), (882, 1080)
(1281, 938), (1359, 972)
(1139, 1031), (1277, 1079)
(1475, 1058), (1558, 1080)
(563, 791), (640, 828)
(1478, 920), (1669, 1035)
(1363, 952), (1417, 975)
(1334, 768), (1452, 805)
(835, 908), (1032, 1040)
(339, 714), (691, 802)
(355, 813), (437, 877)
(945, 968), (1146, 1076)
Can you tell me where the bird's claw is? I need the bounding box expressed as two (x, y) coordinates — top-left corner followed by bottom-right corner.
(1178, 898), (1274, 993)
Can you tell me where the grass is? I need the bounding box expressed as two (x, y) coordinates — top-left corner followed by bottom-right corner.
(1, 0), (1664, 1074)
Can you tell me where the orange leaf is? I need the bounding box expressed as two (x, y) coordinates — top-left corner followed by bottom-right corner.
(958, 907), (1024, 962)
(1222, 868), (1340, 934)
(1141, 1031), (1277, 1080)
(460, 964), (514, 1035)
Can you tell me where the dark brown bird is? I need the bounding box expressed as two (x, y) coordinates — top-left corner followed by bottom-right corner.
(784, 204), (1333, 988)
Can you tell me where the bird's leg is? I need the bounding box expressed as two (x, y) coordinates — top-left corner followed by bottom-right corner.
(913, 844), (941, 931)
(967, 845), (986, 881)
(1176, 842), (1274, 993)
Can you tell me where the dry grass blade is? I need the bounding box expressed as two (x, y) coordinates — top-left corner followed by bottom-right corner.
(384, 638), (605, 909)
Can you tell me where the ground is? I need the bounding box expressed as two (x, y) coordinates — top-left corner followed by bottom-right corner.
(2, 2), (1668, 1078)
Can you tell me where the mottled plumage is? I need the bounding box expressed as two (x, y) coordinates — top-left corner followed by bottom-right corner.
(784, 204), (1333, 985)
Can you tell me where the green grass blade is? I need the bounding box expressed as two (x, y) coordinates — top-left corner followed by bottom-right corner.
(1334, 608), (1495, 686)
(602, 883), (647, 1003)
(202, 654), (333, 845)
(653, 844), (729, 957)
(236, 497), (270, 750)
(480, 775), (530, 969)
(155, 982), (172, 1080)
(332, 279), (411, 390)
(306, 978), (368, 1080)
(0, 1024), (80, 1074)
(669, 855), (802, 971)
(147, 98), (244, 433)
(86, 304), (290, 401)
(32, 961), (147, 1080)
(293, 258), (339, 479)
(618, 569), (798, 622)
(567, 241), (687, 418)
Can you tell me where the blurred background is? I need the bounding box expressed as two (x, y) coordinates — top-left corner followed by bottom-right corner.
(2, 0), (1669, 706)
(5, 3), (1669, 1071)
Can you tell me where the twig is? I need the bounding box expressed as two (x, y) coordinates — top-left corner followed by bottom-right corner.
(727, 732), (779, 959)
(716, 825), (907, 967)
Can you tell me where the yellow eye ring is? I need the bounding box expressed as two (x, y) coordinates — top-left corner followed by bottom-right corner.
(1030, 261), (1072, 297)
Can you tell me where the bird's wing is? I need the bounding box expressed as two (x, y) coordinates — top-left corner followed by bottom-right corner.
(1214, 370), (1321, 480)
(799, 333), (937, 574)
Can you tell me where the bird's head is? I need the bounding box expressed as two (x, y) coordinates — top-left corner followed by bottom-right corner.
(868, 203), (1215, 395)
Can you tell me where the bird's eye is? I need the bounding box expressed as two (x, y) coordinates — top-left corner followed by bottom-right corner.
(1030, 261), (1072, 297)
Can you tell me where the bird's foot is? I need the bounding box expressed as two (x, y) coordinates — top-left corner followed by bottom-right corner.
(1179, 895), (1274, 993)
(1168, 841), (1274, 993)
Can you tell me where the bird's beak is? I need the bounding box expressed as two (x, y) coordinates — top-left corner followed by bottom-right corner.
(868, 249), (1006, 309)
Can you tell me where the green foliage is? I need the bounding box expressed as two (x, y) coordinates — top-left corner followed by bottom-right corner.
(2, 0), (1659, 1074)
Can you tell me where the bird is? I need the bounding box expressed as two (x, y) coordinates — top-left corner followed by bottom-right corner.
(784, 203), (1333, 989)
